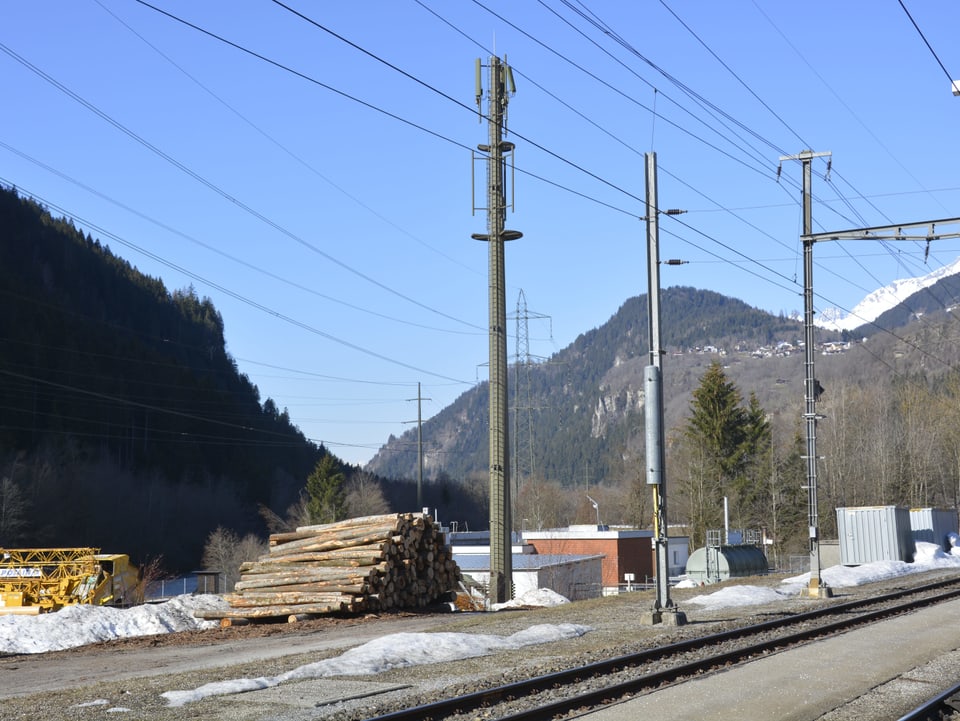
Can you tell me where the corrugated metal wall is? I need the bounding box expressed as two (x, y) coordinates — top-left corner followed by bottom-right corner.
(836, 506), (915, 565)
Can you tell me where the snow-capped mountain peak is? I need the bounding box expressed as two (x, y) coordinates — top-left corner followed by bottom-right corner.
(816, 256), (960, 332)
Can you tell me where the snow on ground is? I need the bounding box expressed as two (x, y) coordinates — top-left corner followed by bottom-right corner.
(492, 587), (570, 610)
(0, 593), (228, 654)
(684, 541), (960, 612)
(161, 623), (592, 707)
(1, 542), (958, 707)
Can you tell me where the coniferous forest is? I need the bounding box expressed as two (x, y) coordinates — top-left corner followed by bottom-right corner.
(0, 187), (492, 570)
(0, 187), (332, 569)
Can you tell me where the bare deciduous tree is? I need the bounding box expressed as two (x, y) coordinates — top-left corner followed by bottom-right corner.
(201, 526), (267, 592)
(345, 471), (391, 517)
(515, 475), (573, 531)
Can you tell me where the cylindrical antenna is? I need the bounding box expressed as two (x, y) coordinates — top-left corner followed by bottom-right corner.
(475, 58), (483, 111)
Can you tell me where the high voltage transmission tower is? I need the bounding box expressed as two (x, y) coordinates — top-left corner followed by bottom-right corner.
(511, 289), (552, 495)
(471, 55), (520, 605)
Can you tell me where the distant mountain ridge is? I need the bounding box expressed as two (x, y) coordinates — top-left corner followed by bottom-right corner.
(367, 260), (960, 485)
(366, 287), (817, 483)
(817, 255), (960, 332)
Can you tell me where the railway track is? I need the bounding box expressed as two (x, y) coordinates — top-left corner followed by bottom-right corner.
(897, 681), (960, 721)
(363, 576), (960, 721)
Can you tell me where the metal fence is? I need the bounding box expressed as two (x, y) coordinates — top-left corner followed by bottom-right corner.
(145, 572), (225, 600)
(787, 555), (810, 575)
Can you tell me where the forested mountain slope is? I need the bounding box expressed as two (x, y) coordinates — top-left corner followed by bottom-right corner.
(0, 187), (329, 569)
(368, 277), (960, 546)
(367, 288), (823, 484)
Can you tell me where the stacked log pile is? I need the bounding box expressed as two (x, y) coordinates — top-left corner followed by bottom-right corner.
(199, 513), (461, 622)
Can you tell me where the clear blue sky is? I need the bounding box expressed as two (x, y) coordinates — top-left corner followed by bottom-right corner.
(3, 1), (959, 466)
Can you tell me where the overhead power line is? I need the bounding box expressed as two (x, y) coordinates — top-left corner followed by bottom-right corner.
(0, 39), (481, 333)
(4, 182), (473, 385)
(93, 0), (479, 277)
(13, 3), (957, 379)
(0, 159), (479, 337)
(898, 0), (957, 88)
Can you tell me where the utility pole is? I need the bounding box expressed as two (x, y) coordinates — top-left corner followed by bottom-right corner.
(472, 55), (521, 605)
(641, 152), (686, 626)
(780, 149), (833, 599)
(780, 150), (960, 598)
(406, 382), (430, 510)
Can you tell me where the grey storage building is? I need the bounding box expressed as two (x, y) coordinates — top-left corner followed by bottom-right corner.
(454, 553), (604, 601)
(836, 506), (915, 565)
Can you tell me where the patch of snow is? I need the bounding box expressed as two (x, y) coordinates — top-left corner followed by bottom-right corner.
(688, 585), (793, 610)
(688, 541), (960, 611)
(160, 623), (593, 707)
(492, 588), (569, 610)
(0, 594), (228, 654)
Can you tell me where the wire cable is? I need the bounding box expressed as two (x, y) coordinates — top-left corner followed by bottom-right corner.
(898, 0), (957, 88)
(0, 40), (481, 332)
(94, 0), (479, 278)
(0, 160), (481, 337)
(4, 183), (474, 385)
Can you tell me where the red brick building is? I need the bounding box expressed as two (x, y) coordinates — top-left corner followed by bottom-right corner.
(523, 526), (688, 594)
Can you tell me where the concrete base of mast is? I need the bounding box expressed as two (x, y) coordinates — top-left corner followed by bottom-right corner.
(641, 607), (688, 626)
(800, 578), (833, 599)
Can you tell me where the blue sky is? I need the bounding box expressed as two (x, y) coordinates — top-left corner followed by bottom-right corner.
(3, 1), (959, 466)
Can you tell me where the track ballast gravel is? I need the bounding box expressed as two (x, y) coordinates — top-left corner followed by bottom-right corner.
(1, 570), (958, 721)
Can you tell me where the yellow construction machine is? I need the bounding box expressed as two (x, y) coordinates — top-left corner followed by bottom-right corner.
(0, 548), (141, 615)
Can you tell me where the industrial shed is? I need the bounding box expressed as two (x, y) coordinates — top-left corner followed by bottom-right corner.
(453, 553), (603, 601)
(523, 525), (689, 594)
(447, 525), (688, 597)
(837, 506), (915, 565)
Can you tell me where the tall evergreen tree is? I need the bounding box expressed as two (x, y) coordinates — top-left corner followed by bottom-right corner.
(676, 361), (761, 545)
(731, 392), (772, 528)
(769, 429), (809, 565)
(685, 361), (748, 486)
(305, 455), (346, 525)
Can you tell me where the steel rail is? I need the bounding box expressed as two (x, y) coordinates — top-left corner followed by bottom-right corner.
(895, 678), (960, 721)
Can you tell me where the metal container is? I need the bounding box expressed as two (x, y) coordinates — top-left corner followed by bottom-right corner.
(909, 508), (959, 550)
(836, 506), (915, 565)
(685, 545), (768, 585)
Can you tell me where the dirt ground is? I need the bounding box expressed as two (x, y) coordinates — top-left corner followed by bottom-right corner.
(0, 572), (952, 721)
